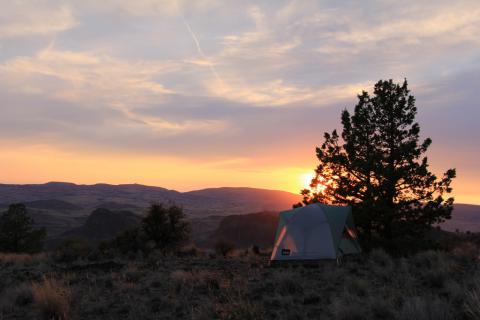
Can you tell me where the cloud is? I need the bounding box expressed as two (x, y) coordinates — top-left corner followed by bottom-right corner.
(205, 78), (370, 107)
(141, 117), (228, 135)
(76, 0), (221, 17)
(0, 2), (76, 38)
(333, 3), (480, 45)
(0, 0), (478, 201)
(0, 47), (176, 108)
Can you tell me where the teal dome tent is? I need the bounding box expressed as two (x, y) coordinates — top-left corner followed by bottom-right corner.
(270, 203), (361, 262)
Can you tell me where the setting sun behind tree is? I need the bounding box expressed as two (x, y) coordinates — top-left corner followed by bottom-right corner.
(300, 172), (315, 190)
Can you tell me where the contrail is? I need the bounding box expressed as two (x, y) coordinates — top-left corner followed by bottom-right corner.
(174, 1), (225, 87)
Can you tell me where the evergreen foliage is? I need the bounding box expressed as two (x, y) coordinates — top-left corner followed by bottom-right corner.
(0, 203), (46, 253)
(298, 79), (456, 250)
(143, 203), (190, 251)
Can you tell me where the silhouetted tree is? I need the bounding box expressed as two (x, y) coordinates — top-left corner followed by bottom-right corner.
(0, 203), (46, 253)
(298, 79), (456, 250)
(142, 203), (190, 251)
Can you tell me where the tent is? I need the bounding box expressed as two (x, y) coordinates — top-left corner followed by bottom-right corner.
(270, 203), (361, 262)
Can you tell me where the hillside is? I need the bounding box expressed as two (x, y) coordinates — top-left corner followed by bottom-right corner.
(0, 182), (300, 218)
(204, 212), (279, 249)
(59, 208), (141, 243)
(0, 182), (301, 239)
(440, 203), (480, 232)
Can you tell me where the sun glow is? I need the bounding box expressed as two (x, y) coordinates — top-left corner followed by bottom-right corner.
(300, 172), (316, 190)
(300, 172), (332, 195)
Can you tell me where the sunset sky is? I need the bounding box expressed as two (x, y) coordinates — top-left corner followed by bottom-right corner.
(1, 1), (479, 204)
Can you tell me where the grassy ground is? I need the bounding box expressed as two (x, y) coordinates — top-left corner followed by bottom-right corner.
(0, 245), (479, 320)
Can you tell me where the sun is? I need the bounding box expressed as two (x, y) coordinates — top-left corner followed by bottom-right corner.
(299, 172), (330, 194)
(300, 172), (316, 190)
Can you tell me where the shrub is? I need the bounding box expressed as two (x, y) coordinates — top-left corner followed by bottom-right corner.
(278, 277), (303, 295)
(368, 248), (394, 280)
(220, 300), (264, 320)
(54, 238), (92, 263)
(194, 299), (264, 320)
(0, 283), (33, 313)
(399, 296), (452, 320)
(0, 203), (46, 253)
(412, 250), (448, 269)
(329, 293), (370, 320)
(369, 297), (395, 319)
(124, 265), (143, 283)
(31, 278), (71, 320)
(112, 227), (146, 254)
(369, 249), (392, 267)
(346, 278), (369, 297)
(464, 279), (480, 320)
(0, 252), (47, 264)
(450, 242), (479, 266)
(214, 239), (235, 257)
(177, 245), (198, 257)
(170, 270), (195, 294)
(142, 203), (190, 252)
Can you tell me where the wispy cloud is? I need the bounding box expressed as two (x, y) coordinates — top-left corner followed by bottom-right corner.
(76, 0), (221, 17)
(334, 4), (480, 44)
(0, 47), (175, 106)
(176, 2), (225, 89)
(0, 2), (76, 38)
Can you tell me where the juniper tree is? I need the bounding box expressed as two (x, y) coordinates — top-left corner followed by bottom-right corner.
(298, 79), (456, 250)
(0, 203), (46, 253)
(142, 203), (190, 251)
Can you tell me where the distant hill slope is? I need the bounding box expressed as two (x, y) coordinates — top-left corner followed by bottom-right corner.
(202, 211), (279, 249)
(190, 215), (225, 247)
(0, 199), (82, 211)
(440, 204), (480, 232)
(185, 187), (300, 207)
(59, 208), (141, 243)
(0, 182), (301, 239)
(26, 199), (82, 211)
(0, 182), (301, 218)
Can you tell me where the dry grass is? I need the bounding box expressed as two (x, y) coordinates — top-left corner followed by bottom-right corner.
(31, 277), (71, 320)
(464, 280), (480, 320)
(451, 242), (479, 266)
(0, 252), (47, 264)
(0, 282), (33, 314)
(1, 240), (480, 319)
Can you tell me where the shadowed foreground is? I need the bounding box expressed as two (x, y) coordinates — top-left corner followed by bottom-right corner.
(0, 245), (479, 320)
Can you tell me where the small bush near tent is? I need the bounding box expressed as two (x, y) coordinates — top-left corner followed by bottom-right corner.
(214, 239), (235, 257)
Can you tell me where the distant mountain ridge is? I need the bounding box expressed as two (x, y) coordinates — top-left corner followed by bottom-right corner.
(0, 182), (302, 239)
(440, 204), (480, 232)
(0, 182), (301, 216)
(0, 182), (478, 243)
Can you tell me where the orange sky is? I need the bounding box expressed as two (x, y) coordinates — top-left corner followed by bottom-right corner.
(0, 144), (316, 195)
(1, 144), (478, 205)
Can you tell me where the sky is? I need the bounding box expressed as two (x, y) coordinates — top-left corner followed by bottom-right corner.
(0, 0), (479, 204)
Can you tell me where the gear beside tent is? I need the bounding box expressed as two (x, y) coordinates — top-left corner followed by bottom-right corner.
(270, 203), (361, 262)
